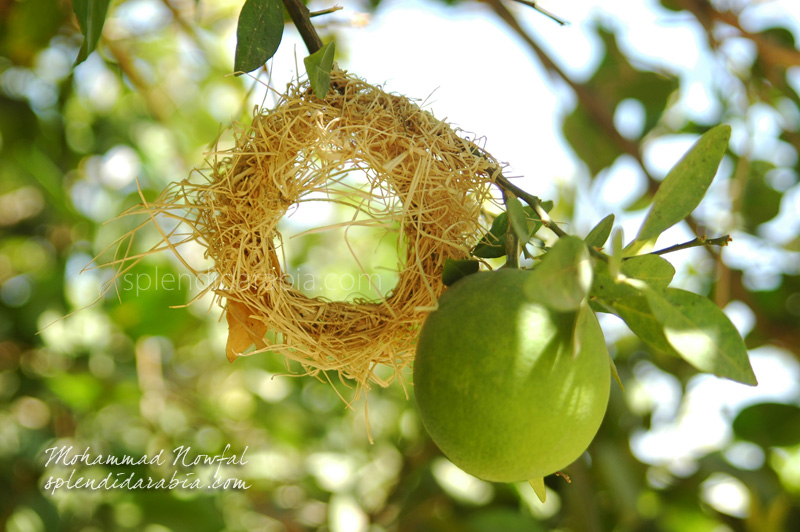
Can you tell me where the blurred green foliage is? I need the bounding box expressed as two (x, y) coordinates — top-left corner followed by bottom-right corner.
(2, 1), (800, 531)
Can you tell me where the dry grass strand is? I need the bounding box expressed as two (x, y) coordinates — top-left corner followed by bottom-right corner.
(104, 70), (501, 393)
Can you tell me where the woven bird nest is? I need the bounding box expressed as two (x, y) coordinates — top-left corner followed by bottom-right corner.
(114, 69), (500, 390)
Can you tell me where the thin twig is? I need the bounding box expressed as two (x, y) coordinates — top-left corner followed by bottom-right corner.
(510, 0), (568, 26)
(105, 39), (172, 122)
(494, 174), (566, 238)
(648, 235), (732, 257)
(159, 0), (208, 60)
(310, 5), (343, 18)
(493, 175), (612, 262)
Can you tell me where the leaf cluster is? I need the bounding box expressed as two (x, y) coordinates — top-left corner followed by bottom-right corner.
(450, 124), (757, 386)
(70, 0), (337, 98)
(232, 0), (335, 98)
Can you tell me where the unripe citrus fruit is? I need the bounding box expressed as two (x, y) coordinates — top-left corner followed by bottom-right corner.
(414, 269), (610, 486)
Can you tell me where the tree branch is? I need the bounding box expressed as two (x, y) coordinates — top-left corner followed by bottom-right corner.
(493, 174), (609, 262)
(483, 0), (661, 198)
(509, 0), (568, 26)
(494, 174), (567, 239)
(105, 39), (173, 122)
(647, 235), (732, 257)
(310, 5), (343, 18)
(282, 0), (323, 54)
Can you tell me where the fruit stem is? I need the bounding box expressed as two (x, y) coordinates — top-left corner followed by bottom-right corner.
(494, 174), (567, 238)
(493, 174), (610, 263)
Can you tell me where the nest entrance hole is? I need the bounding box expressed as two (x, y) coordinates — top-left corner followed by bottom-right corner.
(101, 70), (504, 389)
(276, 161), (405, 303)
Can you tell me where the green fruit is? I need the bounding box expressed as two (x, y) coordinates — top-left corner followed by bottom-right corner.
(414, 269), (610, 485)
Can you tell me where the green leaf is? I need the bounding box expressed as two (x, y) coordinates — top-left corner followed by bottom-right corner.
(529, 478), (546, 503)
(609, 228), (624, 278)
(584, 214), (615, 248)
(526, 236), (592, 312)
(467, 509), (546, 532)
(234, 0), (284, 74)
(591, 254), (674, 306)
(73, 0), (112, 64)
(733, 403), (800, 448)
(473, 212), (511, 258)
(740, 160), (782, 232)
(625, 124), (731, 256)
(46, 373), (103, 411)
(442, 258), (480, 287)
(609, 355), (624, 391)
(591, 260), (636, 301)
(571, 303), (593, 358)
(643, 287), (757, 385)
(8, 0), (66, 66)
(620, 255), (675, 289)
(304, 41), (336, 99)
(563, 106), (622, 176)
(506, 196), (529, 243)
(473, 201), (553, 258)
(561, 26), (678, 176)
(591, 27), (678, 134)
(610, 295), (679, 356)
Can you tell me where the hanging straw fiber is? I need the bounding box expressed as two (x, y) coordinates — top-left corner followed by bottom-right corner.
(113, 69), (501, 389)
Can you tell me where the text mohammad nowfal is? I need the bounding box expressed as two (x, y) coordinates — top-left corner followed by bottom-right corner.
(41, 444), (250, 495)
